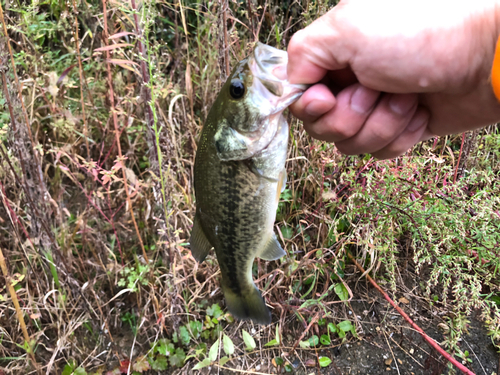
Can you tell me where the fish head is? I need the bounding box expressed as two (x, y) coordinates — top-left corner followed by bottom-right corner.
(213, 43), (308, 161)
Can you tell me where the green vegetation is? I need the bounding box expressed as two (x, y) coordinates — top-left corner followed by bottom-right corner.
(0, 0), (499, 374)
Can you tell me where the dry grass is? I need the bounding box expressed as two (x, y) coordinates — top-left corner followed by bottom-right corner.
(0, 1), (499, 374)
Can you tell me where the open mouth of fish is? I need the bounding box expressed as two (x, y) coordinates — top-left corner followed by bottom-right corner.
(250, 42), (309, 113)
(240, 43), (308, 156)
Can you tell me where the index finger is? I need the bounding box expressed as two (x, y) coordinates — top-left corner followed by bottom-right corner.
(286, 8), (353, 84)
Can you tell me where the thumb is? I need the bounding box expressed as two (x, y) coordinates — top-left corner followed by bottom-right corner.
(287, 6), (355, 84)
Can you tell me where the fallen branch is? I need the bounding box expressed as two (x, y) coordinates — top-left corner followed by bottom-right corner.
(347, 252), (475, 375)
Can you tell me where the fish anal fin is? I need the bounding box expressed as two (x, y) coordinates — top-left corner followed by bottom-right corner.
(259, 234), (286, 261)
(190, 214), (213, 263)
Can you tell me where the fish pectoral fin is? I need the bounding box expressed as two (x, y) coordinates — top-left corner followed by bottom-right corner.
(190, 214), (213, 263)
(245, 159), (279, 182)
(214, 124), (249, 161)
(259, 234), (286, 261)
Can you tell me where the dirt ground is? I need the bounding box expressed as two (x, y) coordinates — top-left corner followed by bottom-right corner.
(219, 299), (499, 375)
(80, 261), (500, 375)
(316, 301), (499, 375)
(269, 282), (499, 375)
(197, 267), (499, 375)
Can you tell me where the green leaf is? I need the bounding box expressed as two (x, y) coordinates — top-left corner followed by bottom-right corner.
(207, 303), (223, 319)
(350, 325), (358, 338)
(157, 340), (175, 356)
(274, 357), (284, 366)
(62, 359), (78, 375)
(264, 325), (281, 346)
(489, 295), (500, 306)
(264, 339), (279, 347)
(299, 340), (310, 349)
(334, 283), (348, 301)
(319, 356), (332, 367)
(179, 325), (190, 346)
(280, 226), (293, 240)
(195, 342), (207, 357)
(222, 334), (234, 356)
(62, 363), (75, 375)
(337, 320), (353, 333)
(242, 329), (256, 351)
(327, 322), (338, 333)
(192, 358), (211, 370)
(280, 189), (293, 201)
(149, 355), (168, 371)
(189, 320), (203, 339)
(308, 335), (319, 347)
(209, 338), (219, 362)
(219, 356), (230, 366)
(169, 348), (186, 367)
(320, 334), (331, 345)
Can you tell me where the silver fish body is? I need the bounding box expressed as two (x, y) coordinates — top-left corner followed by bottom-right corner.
(191, 43), (306, 324)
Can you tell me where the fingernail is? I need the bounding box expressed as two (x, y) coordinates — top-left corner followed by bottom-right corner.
(305, 100), (332, 117)
(350, 86), (379, 114)
(407, 111), (429, 132)
(389, 94), (417, 115)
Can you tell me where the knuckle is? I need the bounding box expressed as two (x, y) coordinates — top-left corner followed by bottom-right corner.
(330, 121), (359, 140)
(371, 124), (400, 143)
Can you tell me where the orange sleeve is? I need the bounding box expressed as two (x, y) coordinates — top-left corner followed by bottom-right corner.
(491, 35), (500, 102)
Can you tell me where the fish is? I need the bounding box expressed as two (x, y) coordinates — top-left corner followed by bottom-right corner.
(191, 42), (306, 324)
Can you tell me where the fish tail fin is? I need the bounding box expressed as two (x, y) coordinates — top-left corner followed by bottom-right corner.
(222, 281), (271, 325)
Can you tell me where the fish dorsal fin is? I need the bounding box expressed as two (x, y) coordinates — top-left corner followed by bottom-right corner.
(190, 214), (213, 263)
(259, 234), (286, 261)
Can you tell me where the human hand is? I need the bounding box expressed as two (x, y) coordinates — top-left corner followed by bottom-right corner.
(287, 0), (500, 159)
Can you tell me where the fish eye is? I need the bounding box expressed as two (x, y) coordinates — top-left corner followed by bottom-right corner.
(229, 80), (245, 99)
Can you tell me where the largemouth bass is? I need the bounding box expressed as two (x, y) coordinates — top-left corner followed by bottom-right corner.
(191, 43), (306, 324)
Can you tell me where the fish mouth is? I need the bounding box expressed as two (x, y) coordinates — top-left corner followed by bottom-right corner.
(250, 42), (308, 112)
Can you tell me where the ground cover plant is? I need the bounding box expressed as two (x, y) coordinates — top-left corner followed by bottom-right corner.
(0, 0), (499, 374)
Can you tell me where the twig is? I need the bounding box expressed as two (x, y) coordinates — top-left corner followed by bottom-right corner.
(221, 0), (230, 76)
(346, 252), (476, 375)
(71, 0), (90, 159)
(0, 248), (40, 373)
(102, 0), (148, 263)
(130, 0), (173, 266)
(382, 329), (400, 375)
(129, 0), (155, 148)
(291, 311), (320, 352)
(453, 132), (465, 183)
(178, 0), (195, 123)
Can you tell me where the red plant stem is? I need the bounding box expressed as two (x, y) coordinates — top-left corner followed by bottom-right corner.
(57, 164), (123, 258)
(222, 0), (230, 76)
(347, 252), (476, 375)
(102, 0), (148, 263)
(291, 312), (320, 352)
(129, 0), (156, 152)
(0, 182), (37, 255)
(454, 132), (466, 183)
(71, 0), (90, 159)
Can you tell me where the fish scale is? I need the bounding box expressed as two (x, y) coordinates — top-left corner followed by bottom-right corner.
(191, 43), (307, 324)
